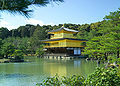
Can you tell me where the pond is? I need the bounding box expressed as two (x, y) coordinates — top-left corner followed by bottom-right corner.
(0, 57), (102, 86)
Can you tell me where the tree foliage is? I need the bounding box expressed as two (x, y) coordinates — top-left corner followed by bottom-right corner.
(83, 8), (120, 63)
(1, 42), (15, 58)
(0, 27), (10, 39)
(37, 74), (85, 86)
(85, 67), (120, 86)
(0, 0), (64, 17)
(11, 49), (24, 61)
(0, 38), (3, 57)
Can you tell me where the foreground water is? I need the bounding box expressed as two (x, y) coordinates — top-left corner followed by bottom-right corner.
(0, 57), (101, 86)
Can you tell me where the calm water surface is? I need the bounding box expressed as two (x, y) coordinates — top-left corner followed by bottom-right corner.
(0, 57), (101, 86)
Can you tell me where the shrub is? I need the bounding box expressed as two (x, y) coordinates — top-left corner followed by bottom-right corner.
(62, 75), (85, 86)
(37, 74), (85, 86)
(85, 67), (120, 86)
(36, 74), (62, 86)
(38, 67), (120, 86)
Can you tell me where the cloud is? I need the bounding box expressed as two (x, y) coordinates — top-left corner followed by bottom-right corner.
(47, 22), (55, 26)
(26, 19), (44, 26)
(0, 20), (17, 30)
(0, 18), (55, 30)
(0, 20), (9, 25)
(26, 18), (55, 26)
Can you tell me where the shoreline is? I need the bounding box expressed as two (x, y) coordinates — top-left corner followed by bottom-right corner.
(0, 59), (24, 63)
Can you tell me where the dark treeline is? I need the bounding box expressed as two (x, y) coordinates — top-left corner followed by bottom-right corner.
(0, 22), (103, 40)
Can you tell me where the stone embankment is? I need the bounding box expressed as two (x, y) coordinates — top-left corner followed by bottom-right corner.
(0, 59), (10, 63)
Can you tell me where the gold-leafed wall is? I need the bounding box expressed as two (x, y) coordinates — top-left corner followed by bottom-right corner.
(44, 39), (85, 48)
(49, 30), (76, 39)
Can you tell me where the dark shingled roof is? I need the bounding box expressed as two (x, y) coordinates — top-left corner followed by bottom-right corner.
(41, 38), (87, 42)
(48, 27), (78, 33)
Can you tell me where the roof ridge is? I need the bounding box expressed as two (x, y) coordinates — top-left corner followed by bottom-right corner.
(48, 27), (78, 33)
(41, 38), (87, 42)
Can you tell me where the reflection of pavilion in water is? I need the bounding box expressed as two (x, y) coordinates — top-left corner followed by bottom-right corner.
(43, 60), (86, 76)
(43, 60), (67, 76)
(43, 59), (97, 77)
(74, 60), (81, 67)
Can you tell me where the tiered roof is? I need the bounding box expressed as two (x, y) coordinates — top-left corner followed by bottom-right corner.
(48, 27), (79, 33)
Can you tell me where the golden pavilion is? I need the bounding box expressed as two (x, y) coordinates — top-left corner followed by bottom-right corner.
(42, 26), (87, 58)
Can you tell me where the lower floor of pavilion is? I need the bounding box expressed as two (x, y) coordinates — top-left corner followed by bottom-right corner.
(44, 47), (84, 57)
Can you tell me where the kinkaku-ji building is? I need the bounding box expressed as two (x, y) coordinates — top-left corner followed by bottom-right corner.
(42, 26), (87, 59)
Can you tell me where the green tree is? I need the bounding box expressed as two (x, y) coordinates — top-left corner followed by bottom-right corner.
(3, 37), (29, 55)
(0, 27), (10, 39)
(10, 29), (21, 37)
(0, 38), (2, 48)
(84, 9), (120, 63)
(0, 38), (3, 58)
(1, 43), (15, 58)
(17, 26), (29, 37)
(28, 25), (47, 54)
(84, 25), (120, 61)
(104, 8), (120, 26)
(83, 36), (106, 60)
(36, 45), (44, 57)
(104, 8), (120, 59)
(11, 49), (24, 61)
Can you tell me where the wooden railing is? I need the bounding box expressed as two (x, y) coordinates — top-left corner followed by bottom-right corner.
(44, 45), (84, 48)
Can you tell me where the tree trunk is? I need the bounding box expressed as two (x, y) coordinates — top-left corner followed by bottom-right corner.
(104, 53), (108, 60)
(117, 50), (119, 58)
